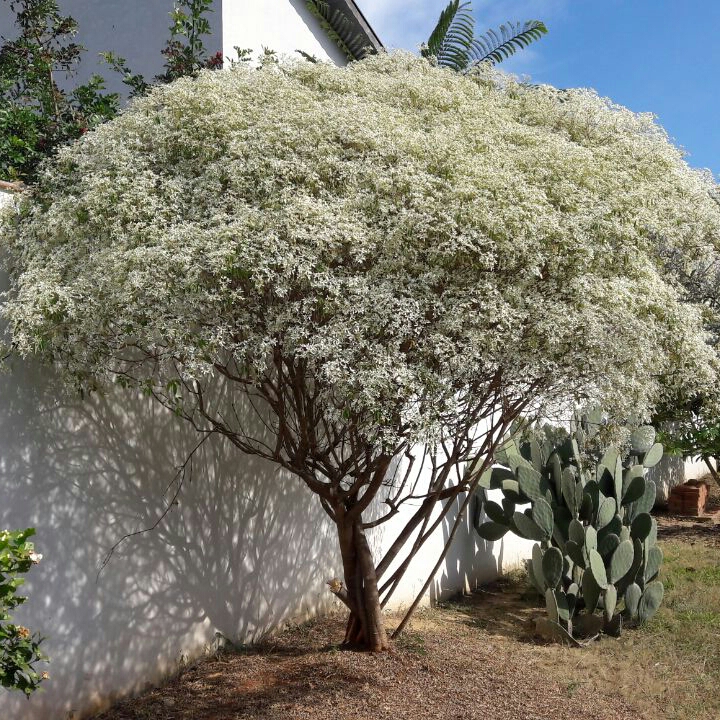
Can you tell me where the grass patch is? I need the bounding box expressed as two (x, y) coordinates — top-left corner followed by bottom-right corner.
(545, 537), (720, 720)
(394, 630), (428, 656)
(436, 533), (719, 720)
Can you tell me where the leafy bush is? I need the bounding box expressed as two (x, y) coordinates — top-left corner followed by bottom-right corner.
(474, 417), (665, 642)
(0, 0), (120, 182)
(0, 528), (46, 695)
(655, 397), (720, 487)
(102, 0), (225, 98)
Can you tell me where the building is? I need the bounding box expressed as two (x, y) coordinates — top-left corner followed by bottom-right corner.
(0, 1), (383, 94)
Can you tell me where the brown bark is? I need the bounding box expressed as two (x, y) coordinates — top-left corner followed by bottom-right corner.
(702, 456), (720, 487)
(333, 513), (389, 652)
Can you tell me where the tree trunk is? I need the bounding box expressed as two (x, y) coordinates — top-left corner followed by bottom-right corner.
(335, 517), (389, 652)
(702, 456), (720, 488)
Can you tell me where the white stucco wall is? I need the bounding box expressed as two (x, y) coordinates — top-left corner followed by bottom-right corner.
(0, 234), (341, 717)
(372, 471), (532, 610)
(223, 0), (347, 65)
(648, 453), (715, 504)
(0, 0), (344, 101)
(0, 373), (520, 718)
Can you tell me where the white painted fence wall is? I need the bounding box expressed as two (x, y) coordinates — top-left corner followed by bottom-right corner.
(223, 0), (346, 66)
(0, 0), (344, 100)
(0, 187), (531, 718)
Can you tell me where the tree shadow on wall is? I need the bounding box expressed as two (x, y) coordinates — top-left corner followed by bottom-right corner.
(289, 0), (351, 62)
(430, 490), (502, 605)
(0, 357), (339, 720)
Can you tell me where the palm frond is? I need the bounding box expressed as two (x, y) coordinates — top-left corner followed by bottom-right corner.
(306, 1), (374, 62)
(468, 20), (548, 66)
(422, 1), (476, 72)
(296, 50), (319, 63)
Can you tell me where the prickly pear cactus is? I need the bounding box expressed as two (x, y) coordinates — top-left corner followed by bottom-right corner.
(472, 412), (665, 640)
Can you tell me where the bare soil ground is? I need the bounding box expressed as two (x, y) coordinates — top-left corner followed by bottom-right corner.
(94, 601), (636, 720)
(95, 479), (720, 720)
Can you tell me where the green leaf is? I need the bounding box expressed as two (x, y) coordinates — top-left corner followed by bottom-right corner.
(609, 540), (634, 584)
(306, 0), (375, 61)
(625, 582), (642, 619)
(604, 583), (617, 620)
(645, 545), (663, 582)
(630, 426), (656, 454)
(545, 587), (559, 623)
(589, 549), (608, 589)
(483, 499), (508, 524)
(638, 581), (664, 622)
(622, 475), (646, 505)
(531, 543), (545, 592)
(424, 2), (547, 70)
(597, 495), (616, 529)
(542, 546), (563, 589)
(582, 564), (601, 613)
(642, 443), (663, 468)
(568, 519), (585, 546)
(597, 531), (620, 559)
(630, 513), (653, 541)
(478, 465), (515, 489)
(517, 464), (543, 502)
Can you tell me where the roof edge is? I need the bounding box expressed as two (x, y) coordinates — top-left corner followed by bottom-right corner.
(328, 0), (384, 53)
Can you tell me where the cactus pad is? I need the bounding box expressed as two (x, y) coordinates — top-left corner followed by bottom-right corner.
(589, 549), (609, 589)
(630, 512), (653, 541)
(642, 443), (663, 468)
(609, 540), (635, 584)
(638, 581), (664, 622)
(532, 497), (554, 540)
(604, 583), (617, 620)
(542, 546), (564, 589)
(473, 421), (664, 642)
(624, 582), (642, 619)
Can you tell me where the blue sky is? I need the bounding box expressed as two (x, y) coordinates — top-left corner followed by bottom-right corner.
(360, 0), (719, 178)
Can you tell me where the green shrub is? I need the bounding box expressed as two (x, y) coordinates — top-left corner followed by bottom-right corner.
(0, 528), (47, 695)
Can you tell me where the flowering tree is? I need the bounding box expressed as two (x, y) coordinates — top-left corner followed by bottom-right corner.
(2, 54), (720, 651)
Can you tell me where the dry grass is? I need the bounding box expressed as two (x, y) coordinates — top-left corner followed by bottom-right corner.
(94, 485), (720, 720)
(517, 534), (720, 720)
(509, 480), (720, 720)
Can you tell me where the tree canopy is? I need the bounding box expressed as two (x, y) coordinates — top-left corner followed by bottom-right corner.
(2, 53), (720, 649)
(4, 54), (718, 425)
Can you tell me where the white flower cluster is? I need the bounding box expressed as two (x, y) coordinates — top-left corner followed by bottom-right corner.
(2, 53), (719, 443)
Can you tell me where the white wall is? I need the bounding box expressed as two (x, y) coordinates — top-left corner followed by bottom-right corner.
(0, 268), (340, 716)
(223, 0), (347, 65)
(0, 1), (221, 97)
(373, 477), (532, 610)
(648, 453), (715, 505)
(0, 369), (515, 719)
(0, 0), (345, 102)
